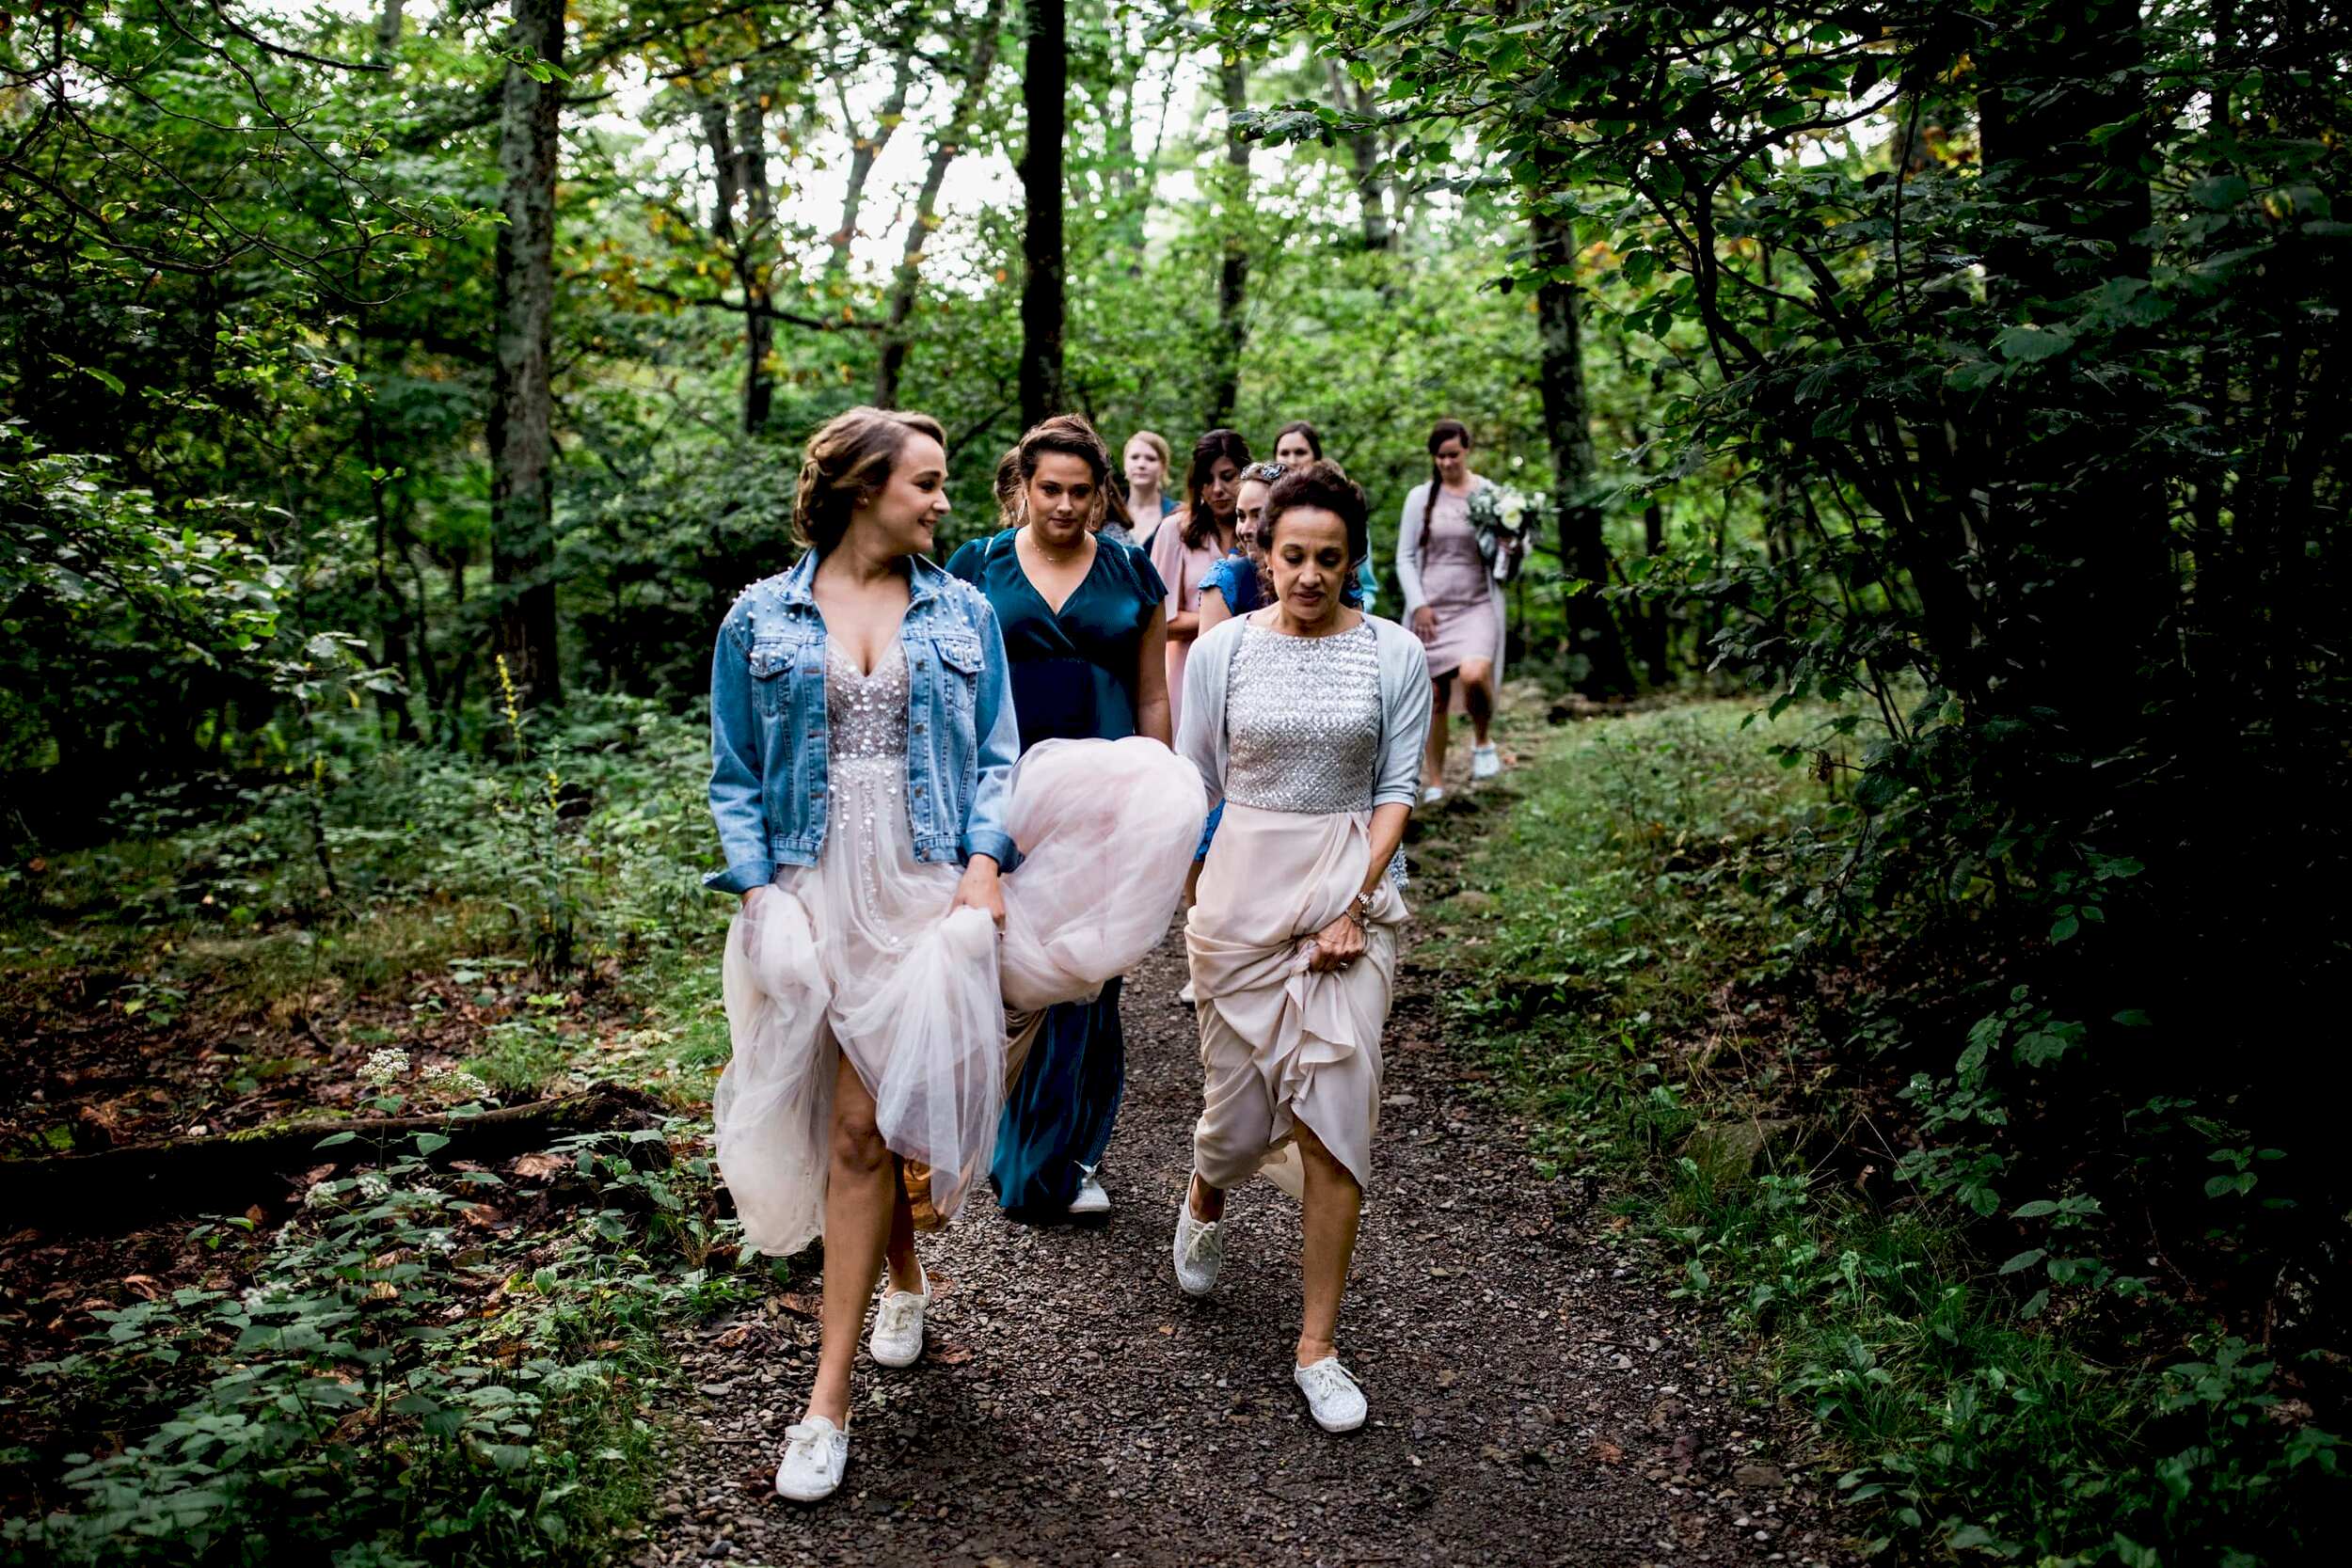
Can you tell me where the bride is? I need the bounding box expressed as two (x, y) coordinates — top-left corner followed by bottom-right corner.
(704, 406), (1200, 1502)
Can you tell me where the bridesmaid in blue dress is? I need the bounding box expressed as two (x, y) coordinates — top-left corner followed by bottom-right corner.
(947, 414), (1171, 1218)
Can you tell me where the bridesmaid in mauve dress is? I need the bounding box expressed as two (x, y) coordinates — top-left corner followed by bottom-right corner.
(948, 414), (1172, 1218)
(1393, 418), (1508, 801)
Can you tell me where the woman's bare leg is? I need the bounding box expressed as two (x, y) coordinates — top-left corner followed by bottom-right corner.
(1422, 673), (1454, 789)
(807, 1053), (899, 1427)
(1458, 657), (1496, 748)
(1294, 1119), (1363, 1367)
(884, 1164), (921, 1294)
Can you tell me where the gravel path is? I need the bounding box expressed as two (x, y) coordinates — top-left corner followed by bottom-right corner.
(641, 775), (1852, 1567)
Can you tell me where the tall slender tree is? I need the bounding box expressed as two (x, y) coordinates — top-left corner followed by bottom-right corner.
(1019, 0), (1069, 426)
(875, 0), (1006, 408)
(1531, 194), (1632, 694)
(488, 0), (564, 704)
(1204, 50), (1249, 428)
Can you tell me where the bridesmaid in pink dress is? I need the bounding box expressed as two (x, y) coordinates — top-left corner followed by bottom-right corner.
(1393, 419), (1506, 801)
(1150, 428), (1251, 737)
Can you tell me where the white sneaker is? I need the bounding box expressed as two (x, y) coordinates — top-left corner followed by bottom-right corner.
(1172, 1185), (1228, 1296)
(866, 1265), (929, 1368)
(1068, 1165), (1111, 1216)
(1177, 978), (1197, 1005)
(774, 1414), (850, 1501)
(1421, 784), (1446, 805)
(1294, 1356), (1368, 1433)
(1471, 743), (1502, 780)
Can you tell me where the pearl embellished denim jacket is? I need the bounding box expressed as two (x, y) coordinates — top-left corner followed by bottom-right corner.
(705, 550), (1021, 895)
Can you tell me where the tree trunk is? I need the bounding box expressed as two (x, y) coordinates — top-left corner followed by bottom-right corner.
(1640, 497), (1671, 686)
(1532, 198), (1634, 696)
(827, 45), (917, 282)
(876, 0), (1005, 409)
(0, 1087), (669, 1233)
(735, 90), (775, 435)
(1327, 63), (1390, 252)
(375, 0), (405, 56)
(1018, 0), (1068, 427)
(488, 0), (564, 705)
(1205, 54), (1250, 429)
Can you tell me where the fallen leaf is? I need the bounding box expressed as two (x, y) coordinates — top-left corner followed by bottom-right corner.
(934, 1343), (975, 1365)
(511, 1152), (564, 1180)
(1590, 1438), (1625, 1465)
(120, 1274), (162, 1301)
(774, 1292), (819, 1319)
(459, 1204), (502, 1229)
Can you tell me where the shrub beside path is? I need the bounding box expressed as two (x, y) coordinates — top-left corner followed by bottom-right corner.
(638, 736), (1855, 1567)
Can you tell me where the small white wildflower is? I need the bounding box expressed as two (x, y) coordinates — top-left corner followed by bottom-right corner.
(358, 1048), (410, 1087)
(421, 1064), (489, 1102)
(358, 1171), (392, 1200)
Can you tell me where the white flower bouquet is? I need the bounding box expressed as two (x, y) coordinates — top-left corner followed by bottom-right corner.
(1466, 483), (1544, 584)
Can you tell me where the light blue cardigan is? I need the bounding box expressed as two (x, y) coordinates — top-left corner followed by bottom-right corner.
(1176, 611), (1434, 813)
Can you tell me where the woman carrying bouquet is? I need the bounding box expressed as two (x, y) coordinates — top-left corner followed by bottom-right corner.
(1393, 418), (1519, 801)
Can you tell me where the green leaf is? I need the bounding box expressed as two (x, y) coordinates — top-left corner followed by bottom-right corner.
(1994, 325), (2074, 363)
(2010, 1199), (2059, 1219)
(414, 1132), (451, 1157)
(79, 365), (126, 396)
(1998, 1248), (2046, 1275)
(313, 1131), (358, 1148)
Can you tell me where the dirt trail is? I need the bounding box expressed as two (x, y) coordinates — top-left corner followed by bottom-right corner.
(643, 751), (1851, 1567)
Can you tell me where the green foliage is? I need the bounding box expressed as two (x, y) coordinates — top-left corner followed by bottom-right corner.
(1431, 707), (2345, 1564)
(2, 1108), (750, 1566)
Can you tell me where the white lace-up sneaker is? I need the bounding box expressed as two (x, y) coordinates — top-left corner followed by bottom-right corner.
(1177, 978), (1197, 1006)
(1068, 1164), (1111, 1216)
(1172, 1186), (1229, 1296)
(866, 1265), (929, 1368)
(1421, 783), (1447, 806)
(774, 1415), (850, 1501)
(1294, 1356), (1368, 1433)
(1471, 743), (1502, 780)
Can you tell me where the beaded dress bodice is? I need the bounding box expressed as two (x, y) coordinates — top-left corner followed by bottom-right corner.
(1224, 621), (1382, 814)
(826, 640), (909, 765)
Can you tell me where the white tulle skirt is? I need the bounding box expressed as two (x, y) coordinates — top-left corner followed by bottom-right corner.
(714, 736), (1204, 1256)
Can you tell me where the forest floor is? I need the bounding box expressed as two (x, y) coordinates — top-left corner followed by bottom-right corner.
(635, 737), (1856, 1568)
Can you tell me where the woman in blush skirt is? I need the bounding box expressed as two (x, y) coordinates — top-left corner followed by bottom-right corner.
(1393, 418), (1506, 801)
(706, 408), (1200, 1504)
(1170, 459), (1433, 1434)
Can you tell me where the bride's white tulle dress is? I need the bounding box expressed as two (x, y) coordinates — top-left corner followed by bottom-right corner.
(714, 641), (1201, 1255)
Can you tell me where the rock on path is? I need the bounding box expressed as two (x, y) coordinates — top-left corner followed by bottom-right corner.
(643, 848), (1851, 1567)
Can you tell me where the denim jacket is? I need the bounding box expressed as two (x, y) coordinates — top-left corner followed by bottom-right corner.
(705, 550), (1021, 895)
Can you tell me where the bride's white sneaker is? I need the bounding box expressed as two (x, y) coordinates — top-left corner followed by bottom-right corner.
(1421, 783), (1447, 805)
(1294, 1356), (1368, 1433)
(774, 1415), (850, 1501)
(1068, 1164), (1111, 1216)
(866, 1265), (929, 1368)
(1171, 1188), (1228, 1296)
(1471, 743), (1502, 780)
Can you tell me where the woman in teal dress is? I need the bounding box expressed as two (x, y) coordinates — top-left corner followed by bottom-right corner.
(947, 415), (1170, 1218)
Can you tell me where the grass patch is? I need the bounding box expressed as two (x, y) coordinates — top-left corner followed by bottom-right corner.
(1423, 701), (2342, 1564)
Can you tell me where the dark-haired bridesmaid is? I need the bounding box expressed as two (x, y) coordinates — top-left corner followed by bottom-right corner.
(947, 415), (1171, 1219)
(1150, 428), (1251, 737)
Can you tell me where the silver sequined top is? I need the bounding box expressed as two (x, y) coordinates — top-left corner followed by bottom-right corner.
(1223, 621), (1383, 814)
(827, 641), (909, 765)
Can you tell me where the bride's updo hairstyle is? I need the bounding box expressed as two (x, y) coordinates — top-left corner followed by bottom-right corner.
(1257, 460), (1370, 570)
(1013, 413), (1120, 531)
(792, 405), (946, 553)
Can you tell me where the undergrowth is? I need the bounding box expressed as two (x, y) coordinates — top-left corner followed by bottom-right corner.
(1423, 701), (2343, 1565)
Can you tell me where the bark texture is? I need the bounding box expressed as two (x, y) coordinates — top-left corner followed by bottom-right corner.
(488, 0), (564, 704)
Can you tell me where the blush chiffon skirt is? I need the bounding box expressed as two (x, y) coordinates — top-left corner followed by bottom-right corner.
(1184, 800), (1406, 1198)
(714, 736), (1203, 1256)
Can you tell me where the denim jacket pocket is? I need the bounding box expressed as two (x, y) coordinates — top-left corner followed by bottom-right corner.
(931, 631), (984, 673)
